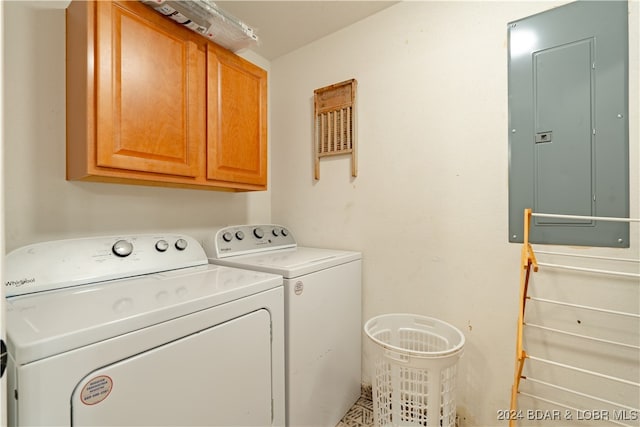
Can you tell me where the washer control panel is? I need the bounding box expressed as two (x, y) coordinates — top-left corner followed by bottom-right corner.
(204, 224), (296, 259)
(5, 234), (207, 297)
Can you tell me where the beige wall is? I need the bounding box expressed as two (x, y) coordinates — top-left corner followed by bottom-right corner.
(3, 1), (272, 252)
(270, 2), (639, 425)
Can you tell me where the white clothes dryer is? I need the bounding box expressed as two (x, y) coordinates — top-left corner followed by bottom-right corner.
(202, 225), (362, 427)
(4, 234), (285, 427)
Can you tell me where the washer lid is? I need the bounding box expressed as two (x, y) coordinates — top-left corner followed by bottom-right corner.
(6, 264), (282, 365)
(210, 247), (361, 278)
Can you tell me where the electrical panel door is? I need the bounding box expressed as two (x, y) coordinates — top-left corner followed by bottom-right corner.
(508, 1), (629, 247)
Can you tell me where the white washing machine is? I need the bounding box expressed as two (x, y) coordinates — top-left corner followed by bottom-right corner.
(4, 233), (285, 427)
(202, 225), (362, 427)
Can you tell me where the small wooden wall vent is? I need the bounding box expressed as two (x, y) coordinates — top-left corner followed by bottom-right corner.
(314, 79), (357, 180)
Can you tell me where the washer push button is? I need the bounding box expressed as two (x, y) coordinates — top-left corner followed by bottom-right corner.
(112, 240), (133, 257)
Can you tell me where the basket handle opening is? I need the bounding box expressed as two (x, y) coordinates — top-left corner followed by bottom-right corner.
(384, 349), (410, 364)
(414, 317), (437, 329)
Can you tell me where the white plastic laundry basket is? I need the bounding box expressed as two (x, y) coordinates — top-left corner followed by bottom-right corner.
(364, 314), (465, 427)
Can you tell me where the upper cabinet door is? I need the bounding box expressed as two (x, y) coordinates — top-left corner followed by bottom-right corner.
(207, 44), (267, 187)
(95, 1), (205, 178)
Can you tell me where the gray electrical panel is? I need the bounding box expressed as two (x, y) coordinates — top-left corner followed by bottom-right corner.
(508, 0), (629, 247)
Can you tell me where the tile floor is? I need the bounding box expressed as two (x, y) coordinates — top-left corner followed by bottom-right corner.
(336, 386), (374, 427)
(337, 386), (460, 427)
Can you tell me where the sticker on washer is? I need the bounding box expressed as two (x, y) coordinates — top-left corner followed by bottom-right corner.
(294, 281), (304, 296)
(80, 375), (113, 405)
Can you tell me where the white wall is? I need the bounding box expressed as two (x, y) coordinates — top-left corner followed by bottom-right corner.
(2, 1), (272, 253)
(270, 1), (639, 426)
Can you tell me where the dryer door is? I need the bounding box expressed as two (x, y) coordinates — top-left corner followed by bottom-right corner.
(71, 309), (272, 426)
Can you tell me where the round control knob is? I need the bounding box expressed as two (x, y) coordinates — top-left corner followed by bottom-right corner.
(272, 229), (279, 237)
(222, 232), (233, 242)
(112, 240), (133, 257)
(253, 228), (264, 239)
(175, 238), (188, 251)
(155, 240), (169, 252)
(281, 228), (288, 237)
(235, 231), (245, 240)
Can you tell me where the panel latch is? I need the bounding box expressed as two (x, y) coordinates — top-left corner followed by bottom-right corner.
(535, 131), (552, 143)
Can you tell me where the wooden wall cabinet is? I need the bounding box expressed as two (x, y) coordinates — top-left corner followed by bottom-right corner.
(66, 1), (268, 191)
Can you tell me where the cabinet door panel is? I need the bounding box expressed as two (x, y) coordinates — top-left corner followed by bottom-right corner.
(207, 45), (267, 186)
(96, 2), (204, 177)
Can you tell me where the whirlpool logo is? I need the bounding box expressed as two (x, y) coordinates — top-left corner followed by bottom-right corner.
(5, 277), (36, 288)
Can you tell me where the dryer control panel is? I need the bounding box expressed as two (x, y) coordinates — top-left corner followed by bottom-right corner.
(203, 224), (296, 259)
(5, 234), (208, 297)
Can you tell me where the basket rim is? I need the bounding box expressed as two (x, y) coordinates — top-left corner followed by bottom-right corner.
(364, 313), (465, 358)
